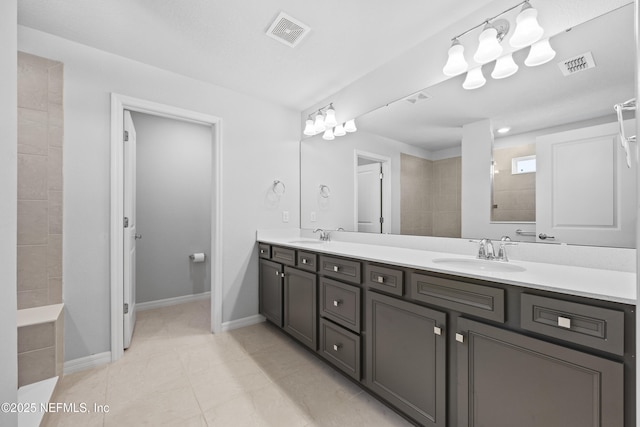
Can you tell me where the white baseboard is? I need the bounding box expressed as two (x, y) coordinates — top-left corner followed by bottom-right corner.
(63, 351), (112, 375)
(137, 292), (211, 312)
(221, 314), (265, 332)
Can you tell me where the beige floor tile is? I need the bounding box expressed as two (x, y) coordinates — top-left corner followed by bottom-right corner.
(44, 300), (413, 427)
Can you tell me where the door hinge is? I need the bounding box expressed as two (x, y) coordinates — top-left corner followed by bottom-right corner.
(124, 130), (129, 142)
(124, 217), (129, 228)
(379, 173), (383, 180)
(380, 217), (384, 224)
(124, 303), (129, 314)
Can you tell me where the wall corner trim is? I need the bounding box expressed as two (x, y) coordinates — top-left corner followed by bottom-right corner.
(63, 352), (112, 375)
(221, 314), (266, 332)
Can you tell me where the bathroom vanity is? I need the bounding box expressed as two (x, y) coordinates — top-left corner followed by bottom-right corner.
(257, 236), (635, 427)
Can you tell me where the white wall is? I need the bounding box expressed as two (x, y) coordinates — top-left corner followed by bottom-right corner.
(1, 1), (18, 424)
(18, 26), (300, 361)
(132, 112), (212, 303)
(300, 130), (432, 234)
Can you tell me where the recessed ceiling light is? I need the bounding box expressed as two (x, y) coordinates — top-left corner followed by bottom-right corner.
(497, 127), (511, 134)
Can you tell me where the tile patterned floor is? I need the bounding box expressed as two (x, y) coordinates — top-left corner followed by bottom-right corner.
(42, 300), (413, 426)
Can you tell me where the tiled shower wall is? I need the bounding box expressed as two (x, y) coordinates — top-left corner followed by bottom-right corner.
(400, 153), (461, 237)
(491, 144), (536, 222)
(16, 52), (63, 309)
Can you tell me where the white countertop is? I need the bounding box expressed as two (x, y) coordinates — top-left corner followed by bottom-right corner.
(258, 236), (636, 305)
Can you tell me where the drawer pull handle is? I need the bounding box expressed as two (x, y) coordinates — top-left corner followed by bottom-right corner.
(456, 333), (465, 343)
(377, 276), (384, 284)
(333, 300), (342, 307)
(275, 271), (279, 276)
(434, 326), (442, 336)
(302, 258), (307, 264)
(558, 316), (572, 329)
(333, 265), (340, 272)
(333, 343), (342, 351)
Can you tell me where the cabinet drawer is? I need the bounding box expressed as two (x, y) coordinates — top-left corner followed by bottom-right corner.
(521, 294), (625, 356)
(410, 272), (505, 323)
(365, 264), (404, 296)
(320, 277), (361, 332)
(319, 318), (361, 380)
(272, 246), (296, 267)
(296, 251), (317, 273)
(319, 255), (361, 284)
(258, 243), (271, 259)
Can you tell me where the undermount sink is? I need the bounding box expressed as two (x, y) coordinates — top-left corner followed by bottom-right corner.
(432, 257), (526, 273)
(287, 240), (325, 245)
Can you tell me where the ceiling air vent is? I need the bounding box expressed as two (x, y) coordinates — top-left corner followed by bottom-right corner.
(404, 91), (432, 104)
(266, 12), (310, 48)
(558, 52), (596, 76)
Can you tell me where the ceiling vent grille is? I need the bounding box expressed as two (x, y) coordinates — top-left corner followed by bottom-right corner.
(558, 52), (596, 76)
(404, 91), (432, 104)
(266, 12), (310, 48)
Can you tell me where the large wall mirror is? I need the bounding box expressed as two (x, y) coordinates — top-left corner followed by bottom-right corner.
(300, 3), (636, 248)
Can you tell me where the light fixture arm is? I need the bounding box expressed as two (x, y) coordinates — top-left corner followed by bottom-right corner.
(449, 0), (529, 42)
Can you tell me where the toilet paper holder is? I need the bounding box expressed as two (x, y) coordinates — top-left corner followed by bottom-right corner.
(189, 253), (206, 262)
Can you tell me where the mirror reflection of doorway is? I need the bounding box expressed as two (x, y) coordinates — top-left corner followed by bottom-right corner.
(355, 151), (391, 233)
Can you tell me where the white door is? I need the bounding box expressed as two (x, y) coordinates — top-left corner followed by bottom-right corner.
(536, 120), (636, 248)
(357, 163), (383, 233)
(123, 110), (138, 349)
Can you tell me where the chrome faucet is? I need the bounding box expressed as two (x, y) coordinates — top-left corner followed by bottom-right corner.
(477, 238), (495, 260)
(496, 236), (516, 261)
(313, 228), (331, 241)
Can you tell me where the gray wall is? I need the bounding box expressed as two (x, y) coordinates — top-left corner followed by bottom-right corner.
(1, 0), (18, 424)
(132, 112), (211, 303)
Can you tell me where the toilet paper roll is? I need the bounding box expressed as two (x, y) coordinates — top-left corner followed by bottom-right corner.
(189, 253), (206, 263)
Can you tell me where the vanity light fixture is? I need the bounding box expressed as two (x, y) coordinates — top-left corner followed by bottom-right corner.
(491, 53), (519, 79)
(463, 66), (486, 90)
(303, 115), (316, 136)
(524, 38), (556, 66)
(344, 119), (357, 133)
(322, 127), (335, 140)
(333, 123), (346, 136)
(509, 1), (544, 48)
(442, 39), (468, 76)
(443, 0), (551, 90)
(303, 103), (357, 138)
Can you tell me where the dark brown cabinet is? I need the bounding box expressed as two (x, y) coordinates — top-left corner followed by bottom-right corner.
(366, 291), (447, 427)
(283, 266), (317, 350)
(457, 317), (624, 427)
(259, 258), (284, 327)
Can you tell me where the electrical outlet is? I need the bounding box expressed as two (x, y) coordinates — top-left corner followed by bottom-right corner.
(310, 211), (317, 222)
(282, 211), (289, 223)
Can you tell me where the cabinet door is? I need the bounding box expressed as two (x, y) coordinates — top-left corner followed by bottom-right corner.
(457, 318), (624, 427)
(366, 292), (447, 427)
(259, 259), (283, 327)
(284, 266), (317, 350)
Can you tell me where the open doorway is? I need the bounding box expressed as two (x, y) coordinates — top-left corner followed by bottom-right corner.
(354, 150), (391, 234)
(110, 94), (222, 361)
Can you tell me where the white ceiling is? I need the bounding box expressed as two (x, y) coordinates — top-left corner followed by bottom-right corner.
(17, 0), (497, 111)
(356, 3), (635, 152)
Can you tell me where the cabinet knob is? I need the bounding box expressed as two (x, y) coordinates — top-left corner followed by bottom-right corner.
(274, 271), (279, 276)
(558, 316), (572, 329)
(333, 265), (340, 272)
(333, 300), (342, 307)
(333, 343), (342, 351)
(302, 258), (307, 264)
(455, 333), (465, 343)
(260, 249), (265, 254)
(377, 276), (384, 284)
(281, 273), (285, 278)
(434, 326), (442, 336)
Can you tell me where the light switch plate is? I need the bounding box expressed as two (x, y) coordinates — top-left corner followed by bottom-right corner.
(310, 211), (317, 222)
(282, 211), (289, 223)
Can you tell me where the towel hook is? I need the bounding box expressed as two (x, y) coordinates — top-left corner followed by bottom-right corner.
(319, 184), (331, 198)
(272, 180), (286, 196)
(613, 98), (637, 168)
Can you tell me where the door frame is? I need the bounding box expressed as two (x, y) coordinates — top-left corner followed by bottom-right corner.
(353, 150), (391, 233)
(110, 93), (223, 361)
